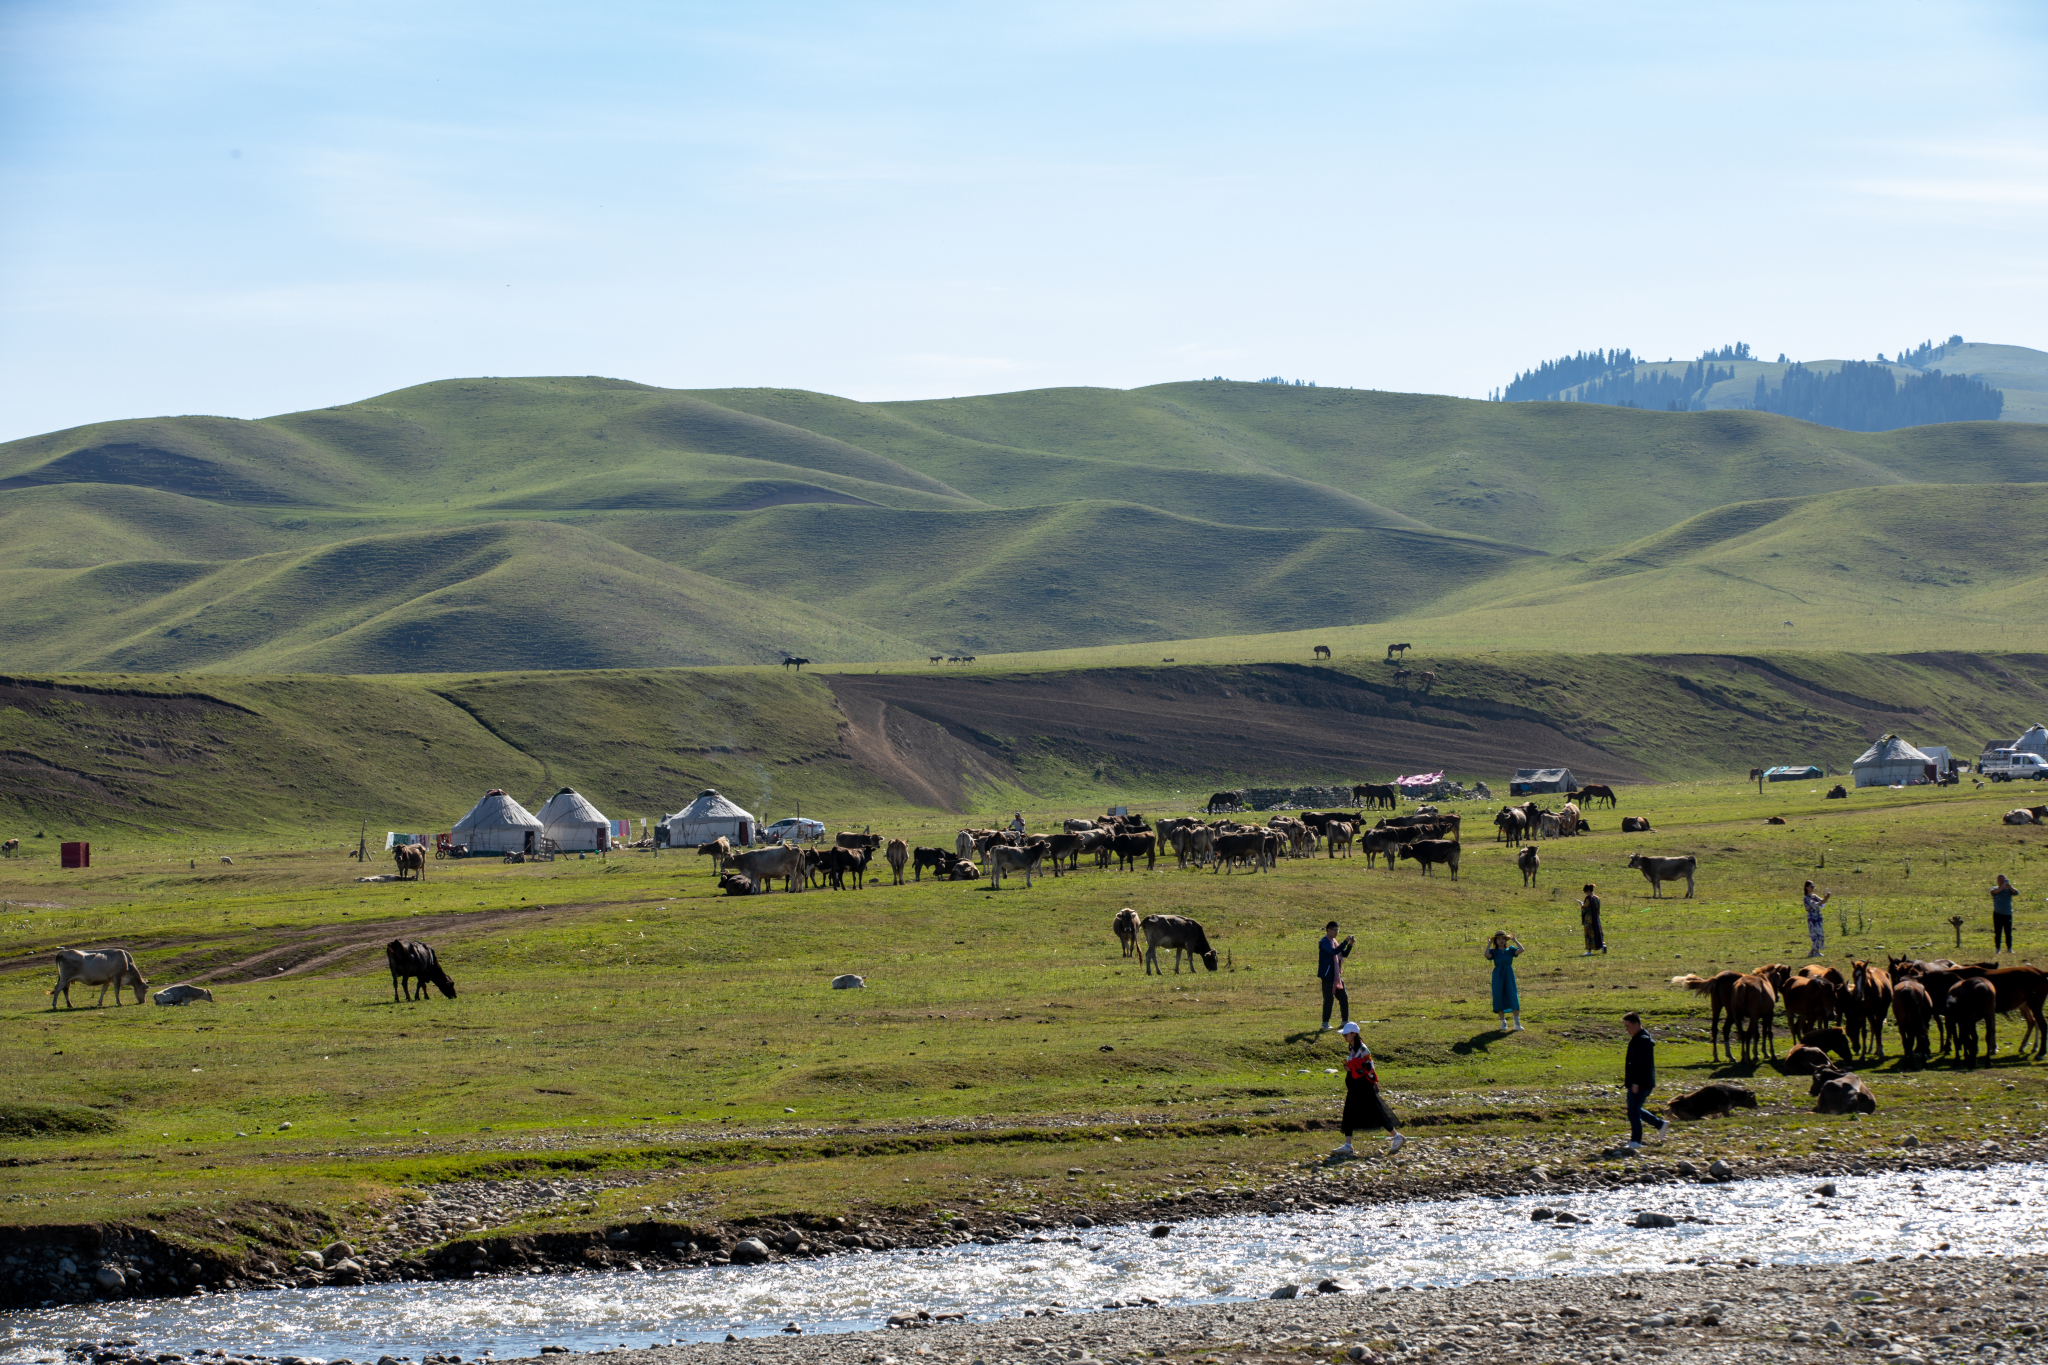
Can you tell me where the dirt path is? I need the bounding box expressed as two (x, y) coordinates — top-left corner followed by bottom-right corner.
(0, 898), (657, 986)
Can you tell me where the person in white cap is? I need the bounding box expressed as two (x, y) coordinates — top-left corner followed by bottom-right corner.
(1331, 1022), (1406, 1158)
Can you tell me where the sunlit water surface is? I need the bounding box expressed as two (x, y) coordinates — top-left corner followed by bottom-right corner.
(6, 1164), (2043, 1362)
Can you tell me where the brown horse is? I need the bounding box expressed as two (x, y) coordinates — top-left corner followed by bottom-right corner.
(1849, 959), (1893, 1057)
(1944, 976), (1998, 1067)
(1730, 973), (1778, 1062)
(1672, 970), (1744, 1062)
(1891, 977), (1934, 1064)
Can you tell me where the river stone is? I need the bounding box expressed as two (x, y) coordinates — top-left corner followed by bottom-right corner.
(1708, 1159), (1733, 1181)
(1149, 1225), (1172, 1238)
(1072, 1215), (1095, 1228)
(1633, 1212), (1678, 1228)
(296, 1250), (326, 1270)
(1676, 1160), (1698, 1176)
(94, 1265), (125, 1290)
(322, 1241), (354, 1263)
(1271, 1284), (1300, 1299)
(1815, 1182), (1838, 1198)
(730, 1238), (771, 1265)
(1530, 1207), (1555, 1221)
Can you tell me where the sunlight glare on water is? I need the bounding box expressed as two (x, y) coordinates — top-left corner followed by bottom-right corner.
(5, 1164), (2044, 1362)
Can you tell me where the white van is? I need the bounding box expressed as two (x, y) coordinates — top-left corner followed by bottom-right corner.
(1980, 749), (2048, 781)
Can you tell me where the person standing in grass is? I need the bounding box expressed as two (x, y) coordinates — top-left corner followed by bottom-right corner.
(1485, 930), (1523, 1031)
(1991, 874), (2017, 953)
(1579, 883), (1605, 956)
(1622, 1011), (1668, 1150)
(1330, 1022), (1405, 1158)
(1318, 920), (1354, 1031)
(1803, 880), (1831, 957)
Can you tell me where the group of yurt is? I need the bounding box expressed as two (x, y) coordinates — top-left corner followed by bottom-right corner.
(445, 786), (758, 856)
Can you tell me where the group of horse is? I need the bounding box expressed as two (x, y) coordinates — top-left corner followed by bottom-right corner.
(1674, 957), (2047, 1068)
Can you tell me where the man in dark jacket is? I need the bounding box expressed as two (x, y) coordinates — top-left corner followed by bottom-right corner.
(1318, 921), (1353, 1031)
(1622, 1011), (1668, 1149)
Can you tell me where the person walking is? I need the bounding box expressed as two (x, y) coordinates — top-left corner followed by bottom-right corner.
(1318, 920), (1354, 1031)
(1991, 874), (2017, 953)
(1803, 881), (1831, 957)
(1330, 1022), (1406, 1158)
(1622, 1010), (1669, 1150)
(1485, 930), (1523, 1031)
(1579, 883), (1605, 956)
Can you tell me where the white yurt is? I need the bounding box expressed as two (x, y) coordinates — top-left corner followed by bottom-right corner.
(2014, 725), (2048, 757)
(1851, 735), (1937, 788)
(535, 787), (611, 852)
(661, 789), (755, 847)
(452, 788), (544, 854)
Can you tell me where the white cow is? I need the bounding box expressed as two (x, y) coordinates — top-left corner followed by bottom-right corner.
(988, 844), (1044, 890)
(50, 947), (148, 1009)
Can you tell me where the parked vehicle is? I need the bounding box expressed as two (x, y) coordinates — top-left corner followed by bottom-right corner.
(762, 817), (826, 843)
(1979, 748), (2048, 781)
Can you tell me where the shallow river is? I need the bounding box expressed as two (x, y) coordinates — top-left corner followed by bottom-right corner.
(6, 1164), (2045, 1363)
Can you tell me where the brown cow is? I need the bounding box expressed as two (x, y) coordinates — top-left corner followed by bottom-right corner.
(1113, 908), (1140, 957)
(1517, 845), (1539, 887)
(884, 838), (908, 884)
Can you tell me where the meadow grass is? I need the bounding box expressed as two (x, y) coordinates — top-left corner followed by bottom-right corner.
(5, 774), (2046, 1254)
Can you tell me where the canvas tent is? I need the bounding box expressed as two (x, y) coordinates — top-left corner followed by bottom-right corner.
(452, 788), (544, 854)
(1920, 746), (1955, 777)
(1509, 767), (1576, 795)
(1852, 735), (1937, 788)
(535, 787), (611, 852)
(660, 789), (756, 848)
(1764, 765), (1823, 782)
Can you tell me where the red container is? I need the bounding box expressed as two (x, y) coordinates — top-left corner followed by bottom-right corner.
(60, 841), (90, 869)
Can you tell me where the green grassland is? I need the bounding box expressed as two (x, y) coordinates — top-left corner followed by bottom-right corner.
(1600, 342), (2048, 426)
(4, 775), (2045, 1261)
(5, 377), (2048, 670)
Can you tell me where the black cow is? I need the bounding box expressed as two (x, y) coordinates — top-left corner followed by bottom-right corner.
(719, 872), (757, 896)
(1397, 839), (1461, 878)
(912, 846), (959, 881)
(386, 940), (456, 1002)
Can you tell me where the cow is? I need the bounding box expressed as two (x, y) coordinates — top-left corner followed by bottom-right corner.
(393, 844), (426, 881)
(1064, 818), (1100, 833)
(1313, 644), (1332, 659)
(1362, 826), (1421, 867)
(1140, 914), (1218, 975)
(1205, 791), (1244, 814)
(988, 843), (1044, 890)
(950, 859), (980, 880)
(49, 948), (148, 1009)
(1628, 852), (1697, 899)
(1324, 821), (1355, 858)
(912, 846), (959, 880)
(1494, 808), (1527, 843)
(386, 940), (456, 1002)
(831, 974), (865, 989)
(884, 838), (908, 885)
(1, 838), (18, 856)
(153, 983), (214, 1006)
(1517, 845), (1539, 887)
(1620, 816), (1652, 833)
(1577, 783), (1618, 808)
(1110, 832), (1157, 871)
(1212, 831), (1269, 873)
(726, 843), (806, 892)
(697, 837), (732, 877)
(1665, 1082), (1757, 1121)
(836, 831), (883, 851)
(1398, 839), (1461, 878)
(2004, 809), (2037, 825)
(718, 872), (757, 896)
(1113, 907), (1141, 957)
(1353, 783), (1397, 810)
(1825, 785), (1847, 799)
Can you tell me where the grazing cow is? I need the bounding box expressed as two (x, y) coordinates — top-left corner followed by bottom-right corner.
(1517, 845), (1540, 887)
(718, 872), (756, 896)
(1665, 1082), (1757, 1121)
(781, 657), (811, 670)
(393, 844), (426, 881)
(1385, 642), (1411, 661)
(1113, 907), (1140, 957)
(726, 843), (806, 892)
(1140, 914), (1218, 975)
(1825, 785), (1847, 799)
(1781, 1044), (1832, 1074)
(386, 940), (456, 1002)
(2004, 809), (2037, 825)
(1, 837), (17, 856)
(1494, 808), (1527, 843)
(1398, 839), (1460, 878)
(1628, 852), (1697, 898)
(1110, 832), (1157, 871)
(1813, 1072), (1877, 1115)
(1212, 830), (1270, 873)
(885, 838), (908, 885)
(153, 983), (215, 1006)
(220, 855), (234, 865)
(1205, 791), (1244, 814)
(49, 948), (147, 1009)
(912, 846), (958, 881)
(1620, 816), (1652, 833)
(988, 843), (1044, 890)
(697, 837), (732, 877)
(1945, 977), (1998, 1066)
(1313, 644), (1332, 659)
(1577, 783), (1618, 808)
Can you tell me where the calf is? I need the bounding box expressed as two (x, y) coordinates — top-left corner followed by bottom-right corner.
(153, 983), (214, 1006)
(1665, 1082), (1757, 1121)
(49, 947), (147, 1009)
(718, 872), (757, 896)
(386, 940), (456, 1002)
(1140, 914), (1218, 975)
(1627, 852), (1697, 898)
(1113, 907), (1140, 957)
(2004, 809), (2037, 825)
(1517, 845), (1539, 887)
(1398, 839), (1461, 878)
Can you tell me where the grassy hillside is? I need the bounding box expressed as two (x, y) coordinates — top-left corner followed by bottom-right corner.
(6, 376), (2048, 672)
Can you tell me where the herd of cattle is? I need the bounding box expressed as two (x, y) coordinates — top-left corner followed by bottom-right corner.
(44, 940), (453, 1011)
(1672, 956), (2047, 1073)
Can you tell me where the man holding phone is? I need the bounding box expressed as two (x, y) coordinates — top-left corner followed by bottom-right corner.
(1318, 920), (1354, 1031)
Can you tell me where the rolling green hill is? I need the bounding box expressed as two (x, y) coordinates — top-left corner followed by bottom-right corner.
(5, 376), (2048, 671)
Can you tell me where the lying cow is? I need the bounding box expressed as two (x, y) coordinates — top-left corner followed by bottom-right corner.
(1141, 914), (1218, 975)
(718, 872), (757, 896)
(153, 983), (214, 1006)
(386, 939), (456, 1002)
(1627, 852), (1697, 899)
(49, 947), (148, 1009)
(1665, 1082), (1757, 1121)
(1620, 816), (1652, 833)
(1398, 839), (1461, 878)
(2006, 809), (2038, 826)
(912, 846), (960, 880)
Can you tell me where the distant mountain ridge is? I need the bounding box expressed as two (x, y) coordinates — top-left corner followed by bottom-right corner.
(1496, 337), (2046, 428)
(3, 376), (2048, 671)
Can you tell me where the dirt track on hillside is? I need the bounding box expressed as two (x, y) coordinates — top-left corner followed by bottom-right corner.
(0, 899), (643, 989)
(828, 664), (1641, 797)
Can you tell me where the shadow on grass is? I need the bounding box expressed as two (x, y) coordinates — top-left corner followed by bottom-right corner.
(1450, 1030), (1506, 1055)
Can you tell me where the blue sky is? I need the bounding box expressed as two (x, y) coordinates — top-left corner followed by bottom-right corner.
(2, 0), (2043, 439)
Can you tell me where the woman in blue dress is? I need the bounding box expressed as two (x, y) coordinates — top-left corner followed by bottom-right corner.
(1485, 930), (1524, 1032)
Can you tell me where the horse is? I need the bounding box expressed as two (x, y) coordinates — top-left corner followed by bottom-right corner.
(1112, 908), (1140, 958)
(1313, 644), (1332, 660)
(1577, 783), (1618, 808)
(1782, 974), (1838, 1044)
(1891, 978), (1934, 1065)
(1729, 973), (1778, 1062)
(1848, 959), (1892, 1058)
(1672, 970), (1744, 1062)
(1416, 670), (1438, 694)
(781, 657), (811, 670)
(1944, 977), (1998, 1067)
(1385, 642), (1411, 661)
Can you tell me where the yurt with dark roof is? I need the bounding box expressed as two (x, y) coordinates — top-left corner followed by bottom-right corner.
(452, 788), (544, 854)
(535, 787), (611, 852)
